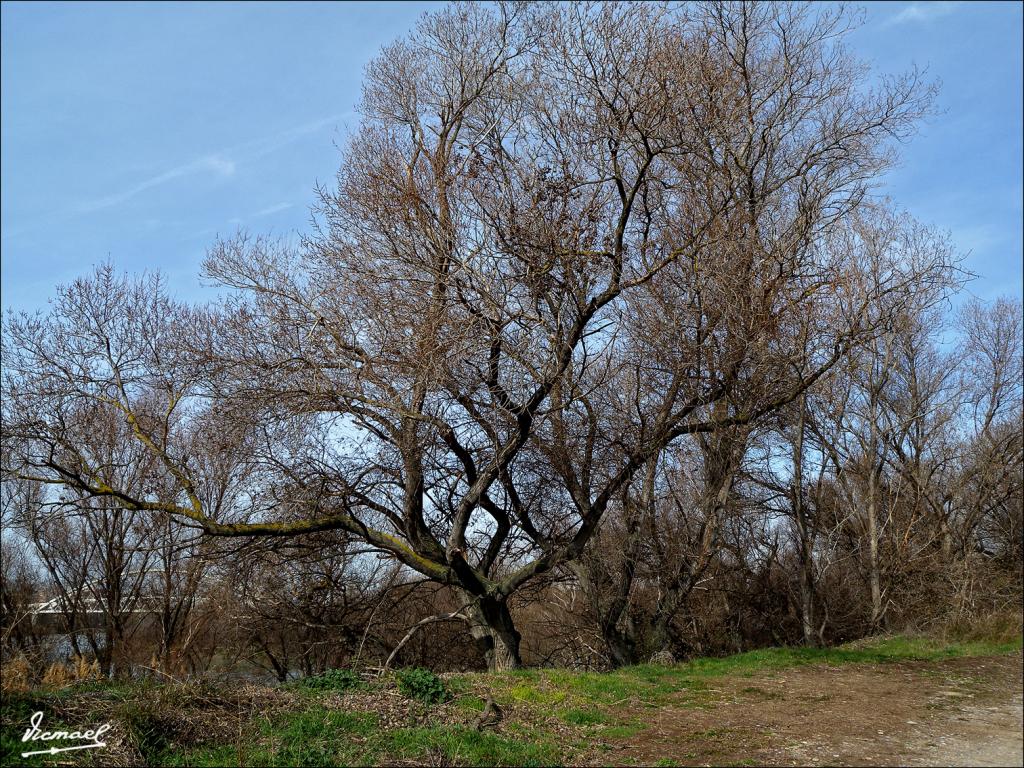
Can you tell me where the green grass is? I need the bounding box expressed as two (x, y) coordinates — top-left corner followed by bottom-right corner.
(599, 722), (646, 739)
(381, 726), (559, 766)
(2, 634), (1018, 767)
(160, 744), (247, 767)
(464, 633), (1023, 752)
(298, 668), (364, 693)
(150, 705), (558, 767)
(256, 708), (379, 766)
(559, 707), (610, 726)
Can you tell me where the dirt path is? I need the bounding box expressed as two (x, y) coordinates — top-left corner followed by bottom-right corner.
(606, 652), (1023, 767)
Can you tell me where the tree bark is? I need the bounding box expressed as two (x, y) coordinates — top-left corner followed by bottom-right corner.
(867, 447), (884, 629)
(603, 626), (639, 668)
(792, 394), (819, 647)
(462, 594), (522, 671)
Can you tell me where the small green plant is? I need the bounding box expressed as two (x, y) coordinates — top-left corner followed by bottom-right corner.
(300, 668), (362, 692)
(395, 667), (447, 704)
(560, 708), (608, 726)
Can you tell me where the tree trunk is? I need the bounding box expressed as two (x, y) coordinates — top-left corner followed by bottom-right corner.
(464, 594), (522, 671)
(792, 394), (818, 647)
(864, 338), (893, 632)
(568, 556), (642, 669)
(799, 577), (817, 647)
(603, 621), (639, 668)
(261, 643), (289, 683)
(647, 615), (676, 662)
(867, 464), (883, 629)
(939, 512), (954, 560)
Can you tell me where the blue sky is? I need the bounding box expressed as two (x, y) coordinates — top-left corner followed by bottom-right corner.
(2, 1), (1021, 314)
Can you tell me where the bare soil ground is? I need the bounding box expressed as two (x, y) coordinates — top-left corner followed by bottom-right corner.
(605, 652), (1023, 767)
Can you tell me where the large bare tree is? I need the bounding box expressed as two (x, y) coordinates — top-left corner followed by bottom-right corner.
(3, 2), (953, 669)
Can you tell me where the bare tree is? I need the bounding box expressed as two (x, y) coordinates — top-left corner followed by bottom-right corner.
(0, 527), (47, 665)
(3, 2), (953, 670)
(228, 535), (400, 680)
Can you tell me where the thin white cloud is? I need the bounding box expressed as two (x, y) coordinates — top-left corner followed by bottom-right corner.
(253, 202), (294, 217)
(225, 202), (296, 227)
(75, 112), (349, 214)
(78, 154), (236, 213)
(885, 1), (961, 26)
(230, 113), (349, 162)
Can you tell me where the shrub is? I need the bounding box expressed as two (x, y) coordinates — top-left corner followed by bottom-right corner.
(395, 667), (447, 704)
(300, 668), (362, 692)
(0, 655), (31, 692)
(36, 655), (100, 690)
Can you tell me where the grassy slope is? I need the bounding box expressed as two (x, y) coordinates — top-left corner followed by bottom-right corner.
(3, 635), (1021, 767)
